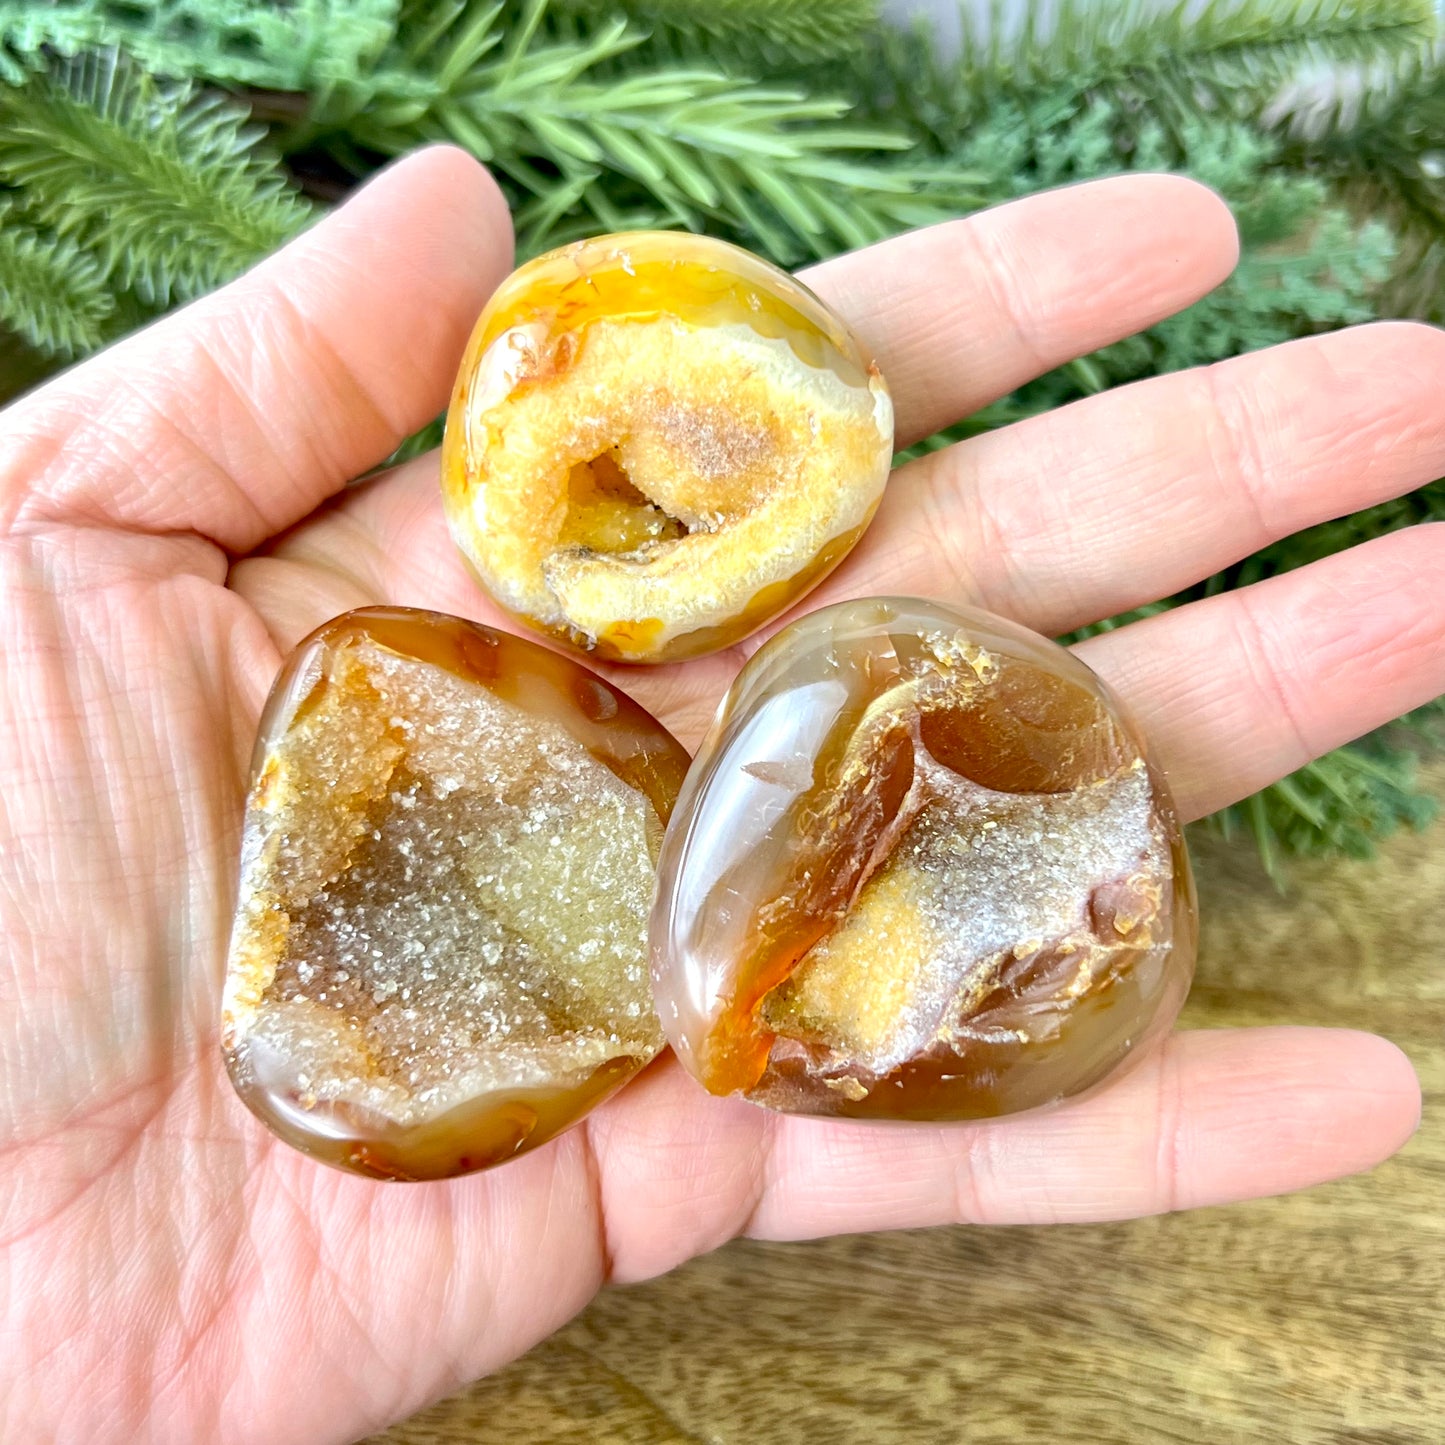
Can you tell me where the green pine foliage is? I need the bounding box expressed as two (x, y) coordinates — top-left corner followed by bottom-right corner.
(293, 0), (983, 263)
(0, 199), (113, 355)
(0, 53), (312, 309)
(0, 49), (313, 353)
(0, 0), (1441, 876)
(1216, 730), (1439, 880)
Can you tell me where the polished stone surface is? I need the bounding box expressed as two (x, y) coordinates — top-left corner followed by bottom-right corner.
(441, 231), (893, 663)
(651, 596), (1195, 1118)
(223, 607), (688, 1179)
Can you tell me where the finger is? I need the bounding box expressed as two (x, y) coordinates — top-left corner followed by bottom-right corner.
(1076, 523), (1445, 822)
(746, 1028), (1418, 1238)
(802, 172), (1239, 446)
(821, 321), (1445, 637)
(588, 1028), (1417, 1279)
(2, 146), (513, 552)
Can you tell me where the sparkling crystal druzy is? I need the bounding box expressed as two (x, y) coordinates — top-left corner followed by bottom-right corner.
(223, 608), (689, 1180)
(650, 598), (1196, 1120)
(441, 231), (894, 664)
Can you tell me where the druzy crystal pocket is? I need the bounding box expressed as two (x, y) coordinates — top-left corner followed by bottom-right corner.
(223, 608), (688, 1180)
(650, 597), (1196, 1120)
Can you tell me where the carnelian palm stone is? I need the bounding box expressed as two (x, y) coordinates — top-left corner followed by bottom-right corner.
(650, 597), (1197, 1120)
(222, 607), (688, 1180)
(441, 231), (894, 664)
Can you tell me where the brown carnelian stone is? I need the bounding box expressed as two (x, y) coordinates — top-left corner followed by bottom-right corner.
(223, 607), (688, 1179)
(649, 597), (1196, 1120)
(441, 231), (893, 664)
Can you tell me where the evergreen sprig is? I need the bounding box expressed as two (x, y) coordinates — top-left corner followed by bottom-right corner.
(0, 199), (113, 355)
(0, 51), (312, 308)
(298, 0), (982, 262)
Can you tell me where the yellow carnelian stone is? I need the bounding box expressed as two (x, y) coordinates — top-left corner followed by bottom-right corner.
(223, 607), (688, 1180)
(649, 597), (1197, 1120)
(441, 231), (893, 663)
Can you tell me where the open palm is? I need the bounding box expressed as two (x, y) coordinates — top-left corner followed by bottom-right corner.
(3, 149), (1441, 1443)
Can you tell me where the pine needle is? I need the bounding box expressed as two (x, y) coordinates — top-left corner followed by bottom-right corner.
(1281, 38), (1445, 322)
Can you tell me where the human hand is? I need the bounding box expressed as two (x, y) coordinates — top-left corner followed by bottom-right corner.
(2, 148), (1440, 1443)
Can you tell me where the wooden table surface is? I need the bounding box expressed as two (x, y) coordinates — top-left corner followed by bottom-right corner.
(377, 762), (1445, 1445)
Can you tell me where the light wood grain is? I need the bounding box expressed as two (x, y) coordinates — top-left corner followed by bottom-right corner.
(376, 762), (1445, 1445)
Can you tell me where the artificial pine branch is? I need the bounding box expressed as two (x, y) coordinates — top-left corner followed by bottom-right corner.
(1022, 0), (1430, 115)
(1268, 14), (1443, 138)
(0, 201), (114, 355)
(0, 50), (312, 307)
(300, 0), (984, 263)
